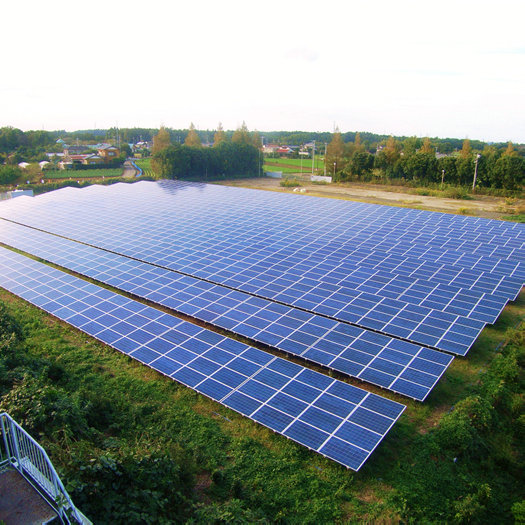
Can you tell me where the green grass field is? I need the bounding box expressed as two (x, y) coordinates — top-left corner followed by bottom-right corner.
(264, 157), (325, 173)
(44, 168), (123, 179)
(134, 158), (156, 178)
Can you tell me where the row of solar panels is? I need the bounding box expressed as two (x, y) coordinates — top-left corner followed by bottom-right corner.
(0, 246), (405, 471)
(0, 181), (522, 261)
(0, 221), (452, 401)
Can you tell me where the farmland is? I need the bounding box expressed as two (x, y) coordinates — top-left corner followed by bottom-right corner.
(43, 168), (124, 180)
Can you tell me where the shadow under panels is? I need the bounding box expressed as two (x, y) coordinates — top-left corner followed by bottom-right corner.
(0, 246), (405, 472)
(0, 221), (452, 401)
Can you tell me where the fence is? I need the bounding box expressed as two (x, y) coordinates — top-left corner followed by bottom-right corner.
(0, 412), (88, 524)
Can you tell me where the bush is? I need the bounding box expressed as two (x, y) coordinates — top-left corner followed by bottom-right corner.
(0, 375), (92, 440)
(67, 449), (194, 524)
(0, 165), (22, 185)
(280, 177), (301, 187)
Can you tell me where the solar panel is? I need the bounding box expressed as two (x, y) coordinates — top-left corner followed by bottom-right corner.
(0, 221), (453, 400)
(0, 181), (522, 355)
(0, 246), (406, 471)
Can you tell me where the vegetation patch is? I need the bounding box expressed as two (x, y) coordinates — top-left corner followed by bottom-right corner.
(280, 177), (302, 188)
(44, 168), (123, 180)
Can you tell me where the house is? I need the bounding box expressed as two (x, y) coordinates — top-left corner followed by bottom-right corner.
(83, 154), (104, 165)
(97, 144), (120, 162)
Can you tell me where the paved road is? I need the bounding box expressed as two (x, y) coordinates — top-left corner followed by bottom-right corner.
(122, 159), (140, 178)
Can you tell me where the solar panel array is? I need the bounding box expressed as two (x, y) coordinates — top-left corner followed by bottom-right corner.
(0, 180), (523, 470)
(0, 181), (521, 357)
(0, 246), (405, 471)
(0, 221), (452, 401)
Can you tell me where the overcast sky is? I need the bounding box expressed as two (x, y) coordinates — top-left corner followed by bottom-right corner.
(2, 0), (524, 143)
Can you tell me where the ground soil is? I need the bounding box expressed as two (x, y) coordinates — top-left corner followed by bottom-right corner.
(216, 176), (521, 219)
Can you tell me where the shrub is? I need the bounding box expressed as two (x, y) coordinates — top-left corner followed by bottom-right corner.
(280, 177), (301, 187)
(67, 449), (194, 524)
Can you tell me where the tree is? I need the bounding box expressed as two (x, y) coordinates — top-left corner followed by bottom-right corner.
(460, 139), (472, 158)
(503, 141), (517, 157)
(402, 136), (419, 157)
(384, 136), (401, 166)
(151, 126), (172, 174)
(213, 123), (226, 147)
(492, 155), (525, 190)
(152, 127), (171, 155)
(349, 151), (374, 179)
(232, 121), (251, 145)
(326, 127), (345, 176)
(420, 137), (434, 155)
(251, 130), (262, 150)
(0, 165), (21, 185)
(185, 123), (201, 147)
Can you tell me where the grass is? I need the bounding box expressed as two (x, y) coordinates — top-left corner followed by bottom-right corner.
(501, 213), (525, 223)
(134, 158), (156, 179)
(44, 168), (123, 179)
(0, 282), (523, 523)
(265, 157), (325, 170)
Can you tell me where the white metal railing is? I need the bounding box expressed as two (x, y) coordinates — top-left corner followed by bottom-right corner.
(0, 412), (89, 524)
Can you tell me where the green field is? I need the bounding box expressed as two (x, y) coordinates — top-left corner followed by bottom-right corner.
(134, 157), (156, 178)
(44, 168), (123, 179)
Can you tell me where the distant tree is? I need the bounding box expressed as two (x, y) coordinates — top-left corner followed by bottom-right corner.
(152, 127), (171, 155)
(437, 156), (458, 185)
(460, 139), (472, 158)
(185, 123), (201, 147)
(503, 141), (517, 157)
(402, 136), (419, 157)
(384, 136), (401, 166)
(354, 132), (363, 151)
(401, 152), (438, 182)
(120, 143), (132, 157)
(151, 127), (172, 174)
(326, 127), (345, 175)
(420, 137), (434, 155)
(0, 165), (22, 185)
(252, 130), (262, 150)
(349, 151), (374, 178)
(492, 155), (525, 190)
(232, 121), (252, 145)
(213, 123), (226, 147)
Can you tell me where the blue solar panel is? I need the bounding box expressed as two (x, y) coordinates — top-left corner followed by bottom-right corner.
(0, 183), (521, 349)
(0, 246), (406, 471)
(0, 222), (452, 399)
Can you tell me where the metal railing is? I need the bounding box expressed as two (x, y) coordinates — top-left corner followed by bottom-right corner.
(0, 412), (88, 524)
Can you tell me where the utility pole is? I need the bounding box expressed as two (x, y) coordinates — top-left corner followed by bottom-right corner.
(472, 154), (481, 191)
(324, 142), (327, 176)
(441, 169), (445, 186)
(311, 141), (316, 175)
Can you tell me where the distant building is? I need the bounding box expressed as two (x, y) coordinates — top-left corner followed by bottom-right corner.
(97, 144), (120, 162)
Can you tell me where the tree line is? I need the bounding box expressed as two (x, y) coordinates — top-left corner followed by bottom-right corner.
(151, 123), (261, 179)
(325, 131), (524, 191)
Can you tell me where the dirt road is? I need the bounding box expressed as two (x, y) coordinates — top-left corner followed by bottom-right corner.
(216, 177), (521, 219)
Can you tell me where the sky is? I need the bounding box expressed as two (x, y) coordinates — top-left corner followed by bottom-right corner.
(2, 0), (525, 143)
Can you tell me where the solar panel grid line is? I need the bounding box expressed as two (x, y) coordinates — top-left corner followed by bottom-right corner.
(0, 223), (452, 400)
(0, 247), (406, 471)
